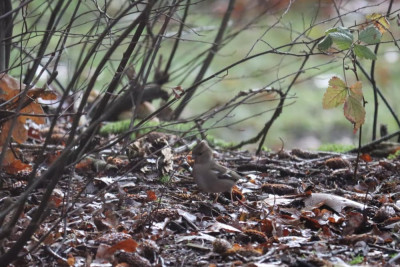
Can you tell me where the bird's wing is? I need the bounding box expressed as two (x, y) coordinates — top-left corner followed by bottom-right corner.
(211, 163), (240, 182)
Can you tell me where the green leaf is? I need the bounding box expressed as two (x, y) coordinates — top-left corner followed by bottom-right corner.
(325, 27), (338, 34)
(329, 32), (353, 50)
(353, 44), (377, 60)
(326, 26), (352, 37)
(344, 94), (365, 133)
(318, 36), (333, 51)
(322, 77), (348, 109)
(359, 27), (382, 44)
(336, 26), (353, 39)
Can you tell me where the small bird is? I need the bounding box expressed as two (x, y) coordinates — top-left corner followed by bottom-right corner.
(191, 140), (240, 200)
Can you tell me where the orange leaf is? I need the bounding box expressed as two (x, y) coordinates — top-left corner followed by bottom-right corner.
(3, 159), (32, 175)
(66, 255), (75, 266)
(146, 190), (157, 201)
(360, 153), (372, 162)
(75, 158), (93, 170)
(49, 195), (63, 208)
(27, 88), (57, 100)
(12, 120), (29, 144)
(107, 239), (138, 254)
(0, 74), (56, 146)
(1, 149), (17, 166)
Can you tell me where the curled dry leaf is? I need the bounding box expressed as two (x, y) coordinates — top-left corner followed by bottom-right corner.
(212, 239), (232, 254)
(243, 229), (267, 243)
(114, 251), (151, 267)
(325, 157), (351, 169)
(303, 193), (365, 213)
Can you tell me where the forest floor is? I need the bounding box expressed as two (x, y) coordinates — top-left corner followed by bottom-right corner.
(2, 132), (400, 267)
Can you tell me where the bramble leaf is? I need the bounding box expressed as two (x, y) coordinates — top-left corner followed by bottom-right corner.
(359, 26), (382, 44)
(344, 88), (365, 134)
(318, 36), (333, 51)
(366, 13), (390, 33)
(349, 81), (363, 101)
(326, 26), (353, 39)
(322, 77), (347, 109)
(330, 32), (353, 50)
(353, 44), (376, 60)
(320, 27), (353, 51)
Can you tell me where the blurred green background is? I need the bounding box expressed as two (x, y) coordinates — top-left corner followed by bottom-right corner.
(8, 0), (400, 150)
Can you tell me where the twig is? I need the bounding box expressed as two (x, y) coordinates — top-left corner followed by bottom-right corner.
(172, 0), (236, 119)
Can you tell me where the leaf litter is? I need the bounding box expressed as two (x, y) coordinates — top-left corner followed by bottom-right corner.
(1, 111), (400, 265)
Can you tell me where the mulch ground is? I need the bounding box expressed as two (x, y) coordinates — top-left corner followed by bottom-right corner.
(2, 133), (400, 266)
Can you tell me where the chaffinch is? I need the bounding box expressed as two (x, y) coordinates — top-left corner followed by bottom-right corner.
(192, 140), (240, 195)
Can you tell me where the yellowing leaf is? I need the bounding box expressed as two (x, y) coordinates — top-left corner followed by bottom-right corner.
(344, 94), (365, 133)
(366, 13), (390, 33)
(322, 77), (347, 109)
(349, 81), (363, 101)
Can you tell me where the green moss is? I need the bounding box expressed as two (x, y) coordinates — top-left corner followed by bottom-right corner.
(349, 255), (364, 265)
(99, 119), (203, 141)
(318, 143), (356, 153)
(206, 135), (235, 148)
(160, 175), (170, 184)
(388, 150), (400, 160)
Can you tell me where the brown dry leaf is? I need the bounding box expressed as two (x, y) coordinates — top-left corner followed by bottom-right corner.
(75, 158), (93, 171)
(325, 157), (351, 169)
(114, 251), (151, 267)
(27, 88), (57, 100)
(244, 229), (267, 243)
(261, 183), (297, 195)
(1, 149), (32, 175)
(300, 214), (322, 230)
(0, 74), (57, 147)
(107, 239), (138, 254)
(343, 211), (365, 235)
(232, 186), (245, 201)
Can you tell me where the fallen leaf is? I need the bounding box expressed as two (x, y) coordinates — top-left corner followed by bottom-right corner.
(0, 74), (57, 147)
(107, 239), (138, 254)
(303, 193), (365, 213)
(146, 190), (157, 201)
